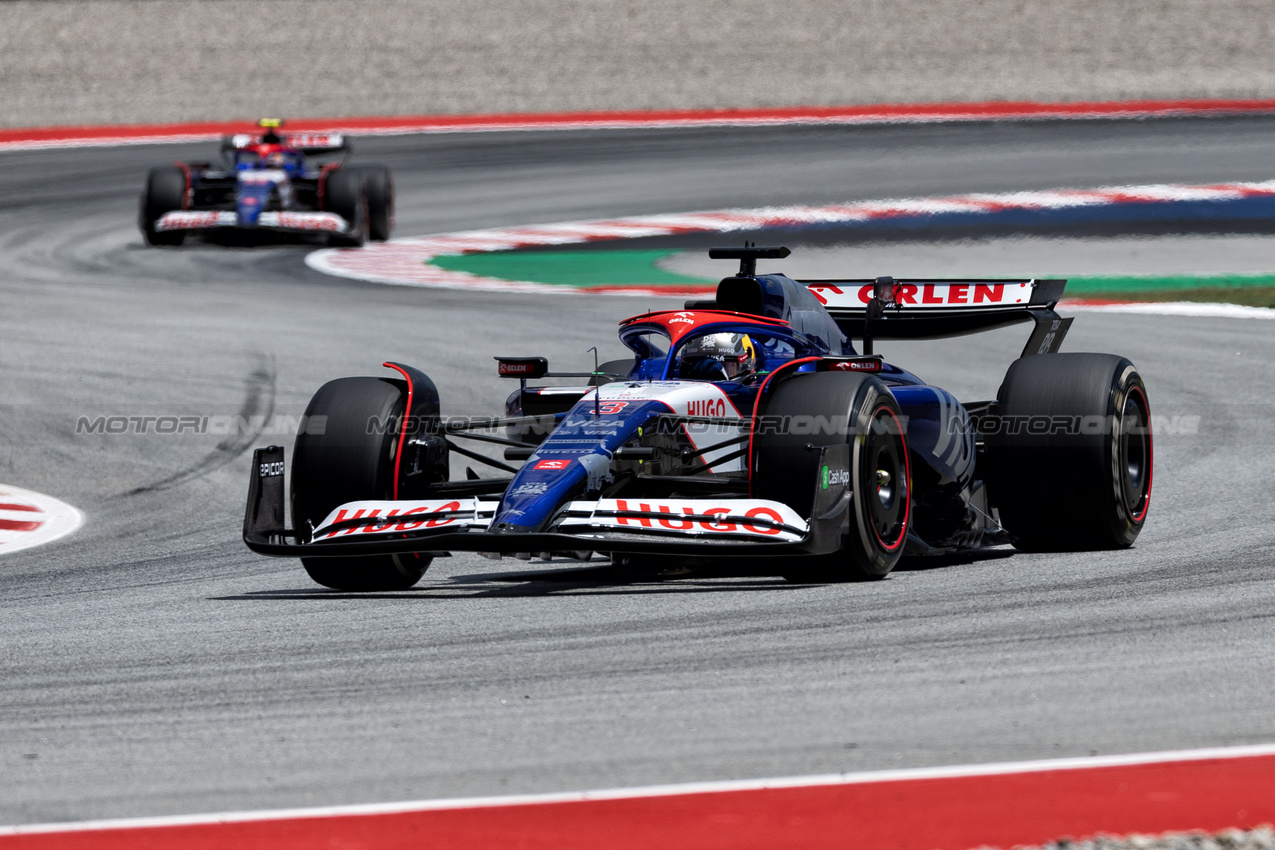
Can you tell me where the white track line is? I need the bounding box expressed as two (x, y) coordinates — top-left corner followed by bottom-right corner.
(5, 742), (1275, 835)
(1065, 300), (1275, 319)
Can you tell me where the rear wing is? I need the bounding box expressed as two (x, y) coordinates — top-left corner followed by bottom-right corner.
(803, 277), (1072, 358)
(225, 132), (351, 154)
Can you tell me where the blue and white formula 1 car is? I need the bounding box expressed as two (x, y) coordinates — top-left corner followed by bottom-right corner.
(243, 246), (1153, 590)
(139, 119), (391, 247)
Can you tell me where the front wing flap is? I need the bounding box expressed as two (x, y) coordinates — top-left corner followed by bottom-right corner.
(154, 210), (352, 234)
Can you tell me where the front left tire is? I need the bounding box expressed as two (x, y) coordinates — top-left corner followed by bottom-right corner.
(357, 165), (394, 241)
(321, 168), (368, 247)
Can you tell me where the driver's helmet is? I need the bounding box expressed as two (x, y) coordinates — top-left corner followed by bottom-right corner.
(258, 118), (285, 145)
(265, 150), (289, 168)
(679, 332), (759, 381)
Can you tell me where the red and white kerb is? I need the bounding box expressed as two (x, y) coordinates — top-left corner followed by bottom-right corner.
(0, 484), (83, 556)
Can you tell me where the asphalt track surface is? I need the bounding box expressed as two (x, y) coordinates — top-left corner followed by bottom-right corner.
(1, 117), (1274, 826)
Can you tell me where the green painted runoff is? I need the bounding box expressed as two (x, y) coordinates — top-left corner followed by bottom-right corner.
(428, 249), (1275, 306)
(429, 249), (711, 287)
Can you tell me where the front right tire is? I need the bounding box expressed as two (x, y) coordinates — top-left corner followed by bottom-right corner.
(292, 376), (431, 591)
(139, 166), (187, 246)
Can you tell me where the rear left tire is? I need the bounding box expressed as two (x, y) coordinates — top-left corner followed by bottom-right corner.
(988, 353), (1152, 551)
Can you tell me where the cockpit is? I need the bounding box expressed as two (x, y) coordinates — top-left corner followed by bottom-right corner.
(234, 146), (301, 173)
(619, 312), (818, 384)
(672, 330), (800, 384)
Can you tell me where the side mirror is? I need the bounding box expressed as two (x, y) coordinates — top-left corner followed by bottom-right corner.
(495, 356), (548, 379)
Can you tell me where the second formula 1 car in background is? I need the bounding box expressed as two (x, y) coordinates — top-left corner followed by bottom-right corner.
(139, 119), (392, 247)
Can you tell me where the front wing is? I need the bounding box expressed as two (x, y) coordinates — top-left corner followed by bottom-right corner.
(154, 210), (353, 235)
(243, 446), (851, 559)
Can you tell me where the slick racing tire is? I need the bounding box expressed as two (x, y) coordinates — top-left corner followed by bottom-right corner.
(291, 377), (431, 591)
(754, 371), (910, 582)
(321, 168), (368, 247)
(988, 353), (1152, 551)
(140, 166), (187, 246)
(357, 165), (394, 241)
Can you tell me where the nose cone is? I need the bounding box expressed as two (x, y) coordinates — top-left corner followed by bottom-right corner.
(491, 459), (586, 533)
(236, 172), (281, 227)
(236, 185), (268, 226)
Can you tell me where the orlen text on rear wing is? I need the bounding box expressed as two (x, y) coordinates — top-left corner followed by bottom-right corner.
(226, 132), (351, 155)
(803, 277), (1072, 358)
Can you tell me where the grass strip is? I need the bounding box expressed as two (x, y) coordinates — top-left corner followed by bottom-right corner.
(1064, 273), (1275, 294)
(429, 249), (711, 287)
(429, 249), (1275, 307)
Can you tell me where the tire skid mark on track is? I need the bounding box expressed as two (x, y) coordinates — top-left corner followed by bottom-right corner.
(124, 354), (276, 496)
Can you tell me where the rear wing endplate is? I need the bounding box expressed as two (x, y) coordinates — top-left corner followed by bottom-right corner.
(803, 278), (1072, 358)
